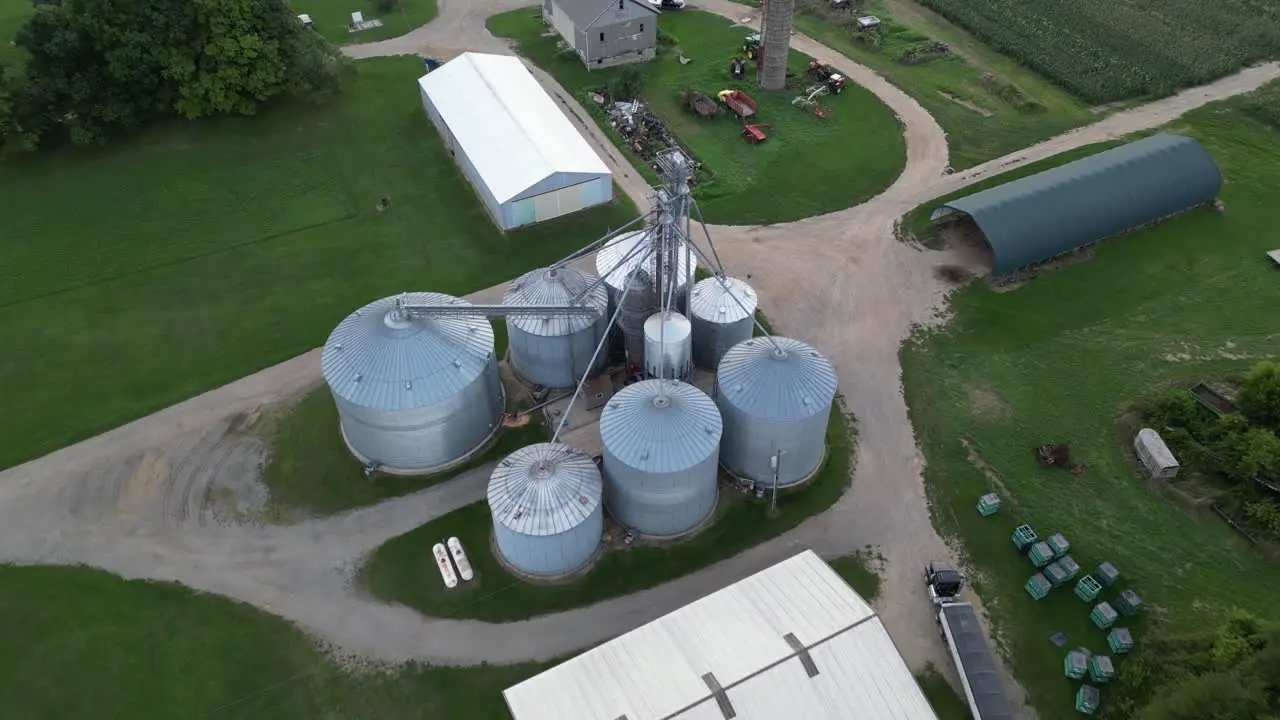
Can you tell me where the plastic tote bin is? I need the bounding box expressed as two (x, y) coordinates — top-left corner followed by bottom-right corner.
(1025, 573), (1052, 600)
(1088, 655), (1115, 684)
(1063, 650), (1089, 680)
(1028, 541), (1056, 567)
(1107, 628), (1134, 655)
(1075, 575), (1103, 603)
(1012, 525), (1038, 551)
(1057, 555), (1081, 581)
(1044, 561), (1070, 587)
(1094, 562), (1120, 588)
(1090, 602), (1119, 630)
(1115, 589), (1144, 616)
(1046, 532), (1071, 558)
(977, 493), (1001, 516)
(1076, 685), (1101, 715)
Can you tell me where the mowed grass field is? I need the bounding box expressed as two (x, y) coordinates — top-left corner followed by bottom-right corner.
(918, 0), (1280, 103)
(0, 57), (637, 470)
(489, 9), (906, 225)
(0, 565), (546, 718)
(784, 0), (1097, 170)
(901, 87), (1280, 717)
(360, 406), (852, 621)
(297, 0), (437, 45)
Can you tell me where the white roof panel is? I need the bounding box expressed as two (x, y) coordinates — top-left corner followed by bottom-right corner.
(503, 550), (938, 720)
(418, 53), (610, 203)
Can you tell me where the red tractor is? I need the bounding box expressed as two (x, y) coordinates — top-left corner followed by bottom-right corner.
(807, 61), (847, 94)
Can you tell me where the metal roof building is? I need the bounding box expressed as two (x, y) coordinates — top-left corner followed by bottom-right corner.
(929, 133), (1221, 275)
(503, 550), (938, 720)
(417, 52), (612, 231)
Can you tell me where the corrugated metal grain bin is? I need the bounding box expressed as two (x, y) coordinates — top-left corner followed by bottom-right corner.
(503, 267), (609, 389)
(595, 229), (698, 317)
(488, 442), (604, 577)
(714, 336), (838, 487)
(688, 276), (757, 371)
(321, 292), (504, 474)
(600, 379), (722, 537)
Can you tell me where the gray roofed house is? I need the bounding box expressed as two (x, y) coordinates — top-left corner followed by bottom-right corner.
(543, 0), (659, 69)
(929, 133), (1222, 275)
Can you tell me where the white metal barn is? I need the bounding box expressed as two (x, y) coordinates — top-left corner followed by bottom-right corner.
(417, 52), (613, 231)
(503, 550), (939, 720)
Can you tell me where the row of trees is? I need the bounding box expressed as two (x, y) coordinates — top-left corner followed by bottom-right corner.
(1106, 609), (1280, 719)
(0, 0), (348, 150)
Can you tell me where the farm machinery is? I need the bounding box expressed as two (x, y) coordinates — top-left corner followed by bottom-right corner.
(716, 90), (771, 143)
(792, 85), (832, 118)
(807, 61), (846, 94)
(925, 563), (1018, 720)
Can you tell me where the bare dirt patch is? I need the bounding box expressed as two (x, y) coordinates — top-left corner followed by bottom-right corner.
(966, 384), (1010, 421)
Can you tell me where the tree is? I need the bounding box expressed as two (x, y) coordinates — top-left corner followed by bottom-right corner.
(1217, 423), (1280, 482)
(1239, 361), (1280, 432)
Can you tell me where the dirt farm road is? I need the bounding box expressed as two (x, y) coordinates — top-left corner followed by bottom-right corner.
(2, 0), (1278, 712)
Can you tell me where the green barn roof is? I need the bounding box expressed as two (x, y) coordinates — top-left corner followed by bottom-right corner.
(930, 134), (1221, 275)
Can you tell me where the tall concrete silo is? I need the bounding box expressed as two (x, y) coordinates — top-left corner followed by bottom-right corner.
(503, 267), (609, 389)
(321, 292), (504, 474)
(714, 336), (837, 487)
(759, 0), (796, 91)
(488, 442), (604, 578)
(595, 229), (698, 318)
(688, 276), (757, 371)
(600, 379), (723, 537)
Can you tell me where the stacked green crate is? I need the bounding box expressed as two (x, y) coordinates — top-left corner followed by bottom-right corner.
(1012, 525), (1038, 552)
(1057, 555), (1081, 581)
(1075, 575), (1103, 603)
(1116, 589), (1144, 617)
(1063, 649), (1089, 679)
(1090, 602), (1119, 630)
(1107, 628), (1135, 655)
(1094, 562), (1121, 588)
(1076, 685), (1101, 715)
(977, 493), (1001, 516)
(1028, 541), (1056, 567)
(1025, 573), (1052, 600)
(1046, 532), (1071, 558)
(1088, 655), (1115, 684)
(1044, 561), (1071, 587)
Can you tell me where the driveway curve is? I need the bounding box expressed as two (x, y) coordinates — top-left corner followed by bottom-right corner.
(1, 0), (1278, 714)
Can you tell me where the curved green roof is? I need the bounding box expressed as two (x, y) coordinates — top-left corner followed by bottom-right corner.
(930, 134), (1221, 275)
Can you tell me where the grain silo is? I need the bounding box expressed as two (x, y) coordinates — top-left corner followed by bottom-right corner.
(321, 292), (504, 474)
(643, 311), (692, 380)
(714, 336), (838, 487)
(599, 379), (722, 537)
(688, 276), (757, 371)
(487, 442), (604, 578)
(503, 267), (609, 389)
(595, 229), (698, 317)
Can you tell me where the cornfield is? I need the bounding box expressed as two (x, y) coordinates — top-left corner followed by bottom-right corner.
(917, 0), (1280, 104)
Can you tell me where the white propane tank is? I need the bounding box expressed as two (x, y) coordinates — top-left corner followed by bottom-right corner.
(433, 542), (458, 589)
(447, 536), (474, 582)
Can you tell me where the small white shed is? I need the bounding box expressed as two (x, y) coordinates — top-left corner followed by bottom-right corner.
(417, 52), (613, 231)
(1134, 428), (1180, 480)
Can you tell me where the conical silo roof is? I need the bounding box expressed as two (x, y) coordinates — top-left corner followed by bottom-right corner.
(600, 380), (722, 472)
(487, 443), (603, 535)
(595, 229), (698, 291)
(503, 267), (607, 337)
(322, 292), (493, 411)
(717, 337), (838, 420)
(689, 276), (757, 324)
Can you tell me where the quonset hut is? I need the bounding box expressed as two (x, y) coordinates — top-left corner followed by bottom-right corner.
(688, 276), (757, 371)
(488, 443), (604, 578)
(321, 292), (504, 474)
(599, 379), (722, 537)
(715, 336), (838, 487)
(503, 267), (609, 389)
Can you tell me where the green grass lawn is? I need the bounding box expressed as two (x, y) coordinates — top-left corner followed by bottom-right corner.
(489, 9), (906, 225)
(900, 90), (1280, 718)
(259, 382), (548, 517)
(829, 550), (882, 601)
(292, 0), (437, 45)
(915, 665), (974, 720)
(0, 56), (638, 471)
(0, 565), (545, 718)
(785, 0), (1096, 170)
(360, 405), (853, 621)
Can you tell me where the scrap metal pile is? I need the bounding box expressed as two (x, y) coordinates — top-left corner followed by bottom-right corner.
(592, 93), (678, 163)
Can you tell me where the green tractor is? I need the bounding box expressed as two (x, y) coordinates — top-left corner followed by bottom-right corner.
(742, 33), (761, 60)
